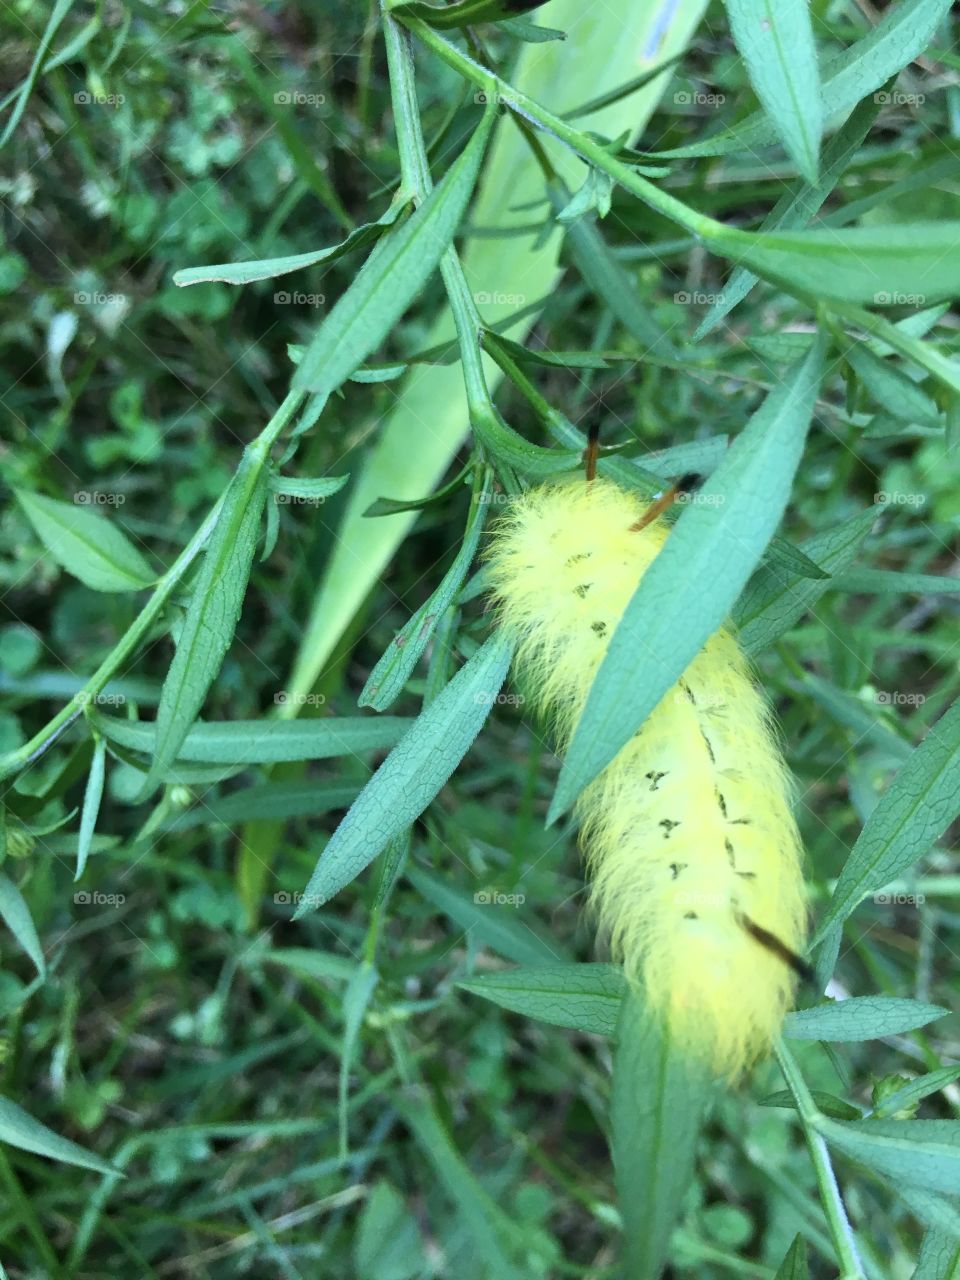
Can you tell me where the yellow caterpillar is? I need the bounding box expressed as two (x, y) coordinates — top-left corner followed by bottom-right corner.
(486, 476), (808, 1078)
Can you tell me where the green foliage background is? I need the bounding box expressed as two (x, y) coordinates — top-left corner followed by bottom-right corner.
(0, 0), (958, 1276)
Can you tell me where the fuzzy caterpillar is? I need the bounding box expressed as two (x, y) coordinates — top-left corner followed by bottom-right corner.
(485, 476), (808, 1078)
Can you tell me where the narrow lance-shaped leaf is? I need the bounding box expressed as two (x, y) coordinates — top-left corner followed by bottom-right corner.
(16, 490), (154, 593)
(813, 699), (960, 941)
(294, 633), (514, 915)
(724, 0), (822, 185)
(784, 997), (949, 1042)
(0, 873), (45, 978)
(140, 449), (269, 793)
(293, 105), (495, 398)
(75, 734), (106, 881)
(549, 334), (824, 821)
(459, 962), (624, 1036)
(613, 988), (713, 1279)
(0, 1095), (117, 1175)
(815, 1116), (960, 1196)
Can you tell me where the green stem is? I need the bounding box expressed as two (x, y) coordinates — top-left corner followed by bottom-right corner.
(0, 388), (306, 784)
(775, 1040), (865, 1280)
(393, 14), (721, 240)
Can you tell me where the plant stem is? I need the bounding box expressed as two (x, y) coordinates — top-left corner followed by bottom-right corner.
(775, 1040), (866, 1280)
(0, 388), (306, 783)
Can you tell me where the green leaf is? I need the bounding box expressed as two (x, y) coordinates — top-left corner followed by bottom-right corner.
(269, 474), (349, 501)
(612, 988), (712, 1279)
(360, 467), (491, 710)
(816, 1116), (960, 1195)
(724, 0), (822, 184)
(140, 450), (269, 791)
(391, 0), (548, 29)
(695, 85), (883, 338)
(354, 1182), (424, 1280)
(709, 222), (960, 308)
(16, 490), (154, 593)
(656, 0), (952, 161)
(0, 1095), (116, 1175)
(293, 107), (495, 397)
(339, 963), (379, 1158)
(253, 948), (356, 982)
(773, 1235), (809, 1280)
(94, 713), (408, 764)
(912, 1227), (960, 1278)
(735, 506), (877, 654)
(294, 633), (514, 915)
(458, 962), (624, 1035)
(845, 341), (942, 427)
(162, 781), (359, 831)
(873, 1067), (960, 1120)
(75, 735), (105, 881)
(0, 873), (45, 978)
(549, 335), (824, 820)
(410, 870), (565, 967)
(173, 200), (407, 287)
(760, 1090), (861, 1122)
(813, 699), (960, 941)
(835, 569), (960, 596)
(784, 997), (949, 1042)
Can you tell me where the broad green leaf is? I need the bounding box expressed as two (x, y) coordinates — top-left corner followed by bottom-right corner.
(458, 962), (624, 1034)
(913, 1227), (960, 1277)
(396, 1089), (523, 1278)
(410, 870), (564, 967)
(816, 1116), (960, 1195)
(813, 699), (960, 940)
(735, 506), (877, 653)
(284, 0), (710, 712)
(0, 1095), (116, 1175)
(696, 87), (883, 337)
(173, 200), (406, 287)
(16, 490), (154, 593)
(873, 1067), (960, 1120)
(774, 1235), (810, 1280)
(0, 873), (45, 978)
(95, 713), (408, 764)
(140, 450), (269, 791)
(613, 988), (712, 1279)
(294, 633), (514, 915)
(711, 222), (960, 308)
(293, 107), (495, 397)
(549, 336), (824, 820)
(656, 0), (952, 161)
(354, 1182), (424, 1280)
(899, 1190), (960, 1249)
(784, 997), (948, 1042)
(724, 0), (822, 184)
(75, 735), (105, 880)
(163, 781), (359, 831)
(360, 467), (491, 710)
(846, 341), (941, 428)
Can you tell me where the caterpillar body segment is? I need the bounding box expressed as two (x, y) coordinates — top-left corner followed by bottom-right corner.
(486, 478), (807, 1078)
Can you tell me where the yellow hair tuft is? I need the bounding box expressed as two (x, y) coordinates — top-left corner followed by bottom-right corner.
(486, 477), (807, 1079)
